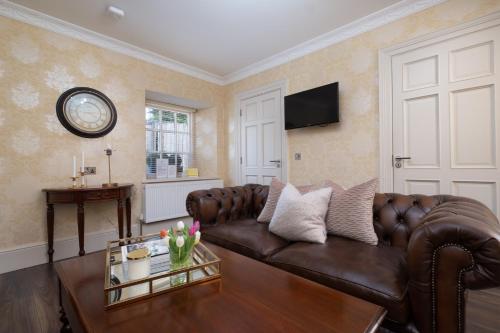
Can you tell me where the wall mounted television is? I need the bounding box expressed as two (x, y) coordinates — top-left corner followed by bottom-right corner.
(284, 82), (339, 130)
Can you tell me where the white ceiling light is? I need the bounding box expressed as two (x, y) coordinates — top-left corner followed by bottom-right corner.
(107, 5), (125, 19)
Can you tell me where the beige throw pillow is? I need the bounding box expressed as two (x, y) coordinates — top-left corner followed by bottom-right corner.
(257, 178), (342, 223)
(257, 178), (286, 222)
(325, 178), (378, 246)
(269, 184), (332, 244)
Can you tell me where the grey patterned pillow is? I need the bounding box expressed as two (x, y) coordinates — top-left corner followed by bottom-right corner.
(325, 178), (378, 245)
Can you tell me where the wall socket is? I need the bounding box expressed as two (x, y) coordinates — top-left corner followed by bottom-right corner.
(84, 166), (96, 175)
(294, 153), (302, 160)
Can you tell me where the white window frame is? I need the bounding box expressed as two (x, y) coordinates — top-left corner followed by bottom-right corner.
(145, 103), (194, 179)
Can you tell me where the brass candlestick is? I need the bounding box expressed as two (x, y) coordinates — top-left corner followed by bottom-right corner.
(79, 170), (86, 188)
(102, 148), (118, 188)
(70, 176), (79, 188)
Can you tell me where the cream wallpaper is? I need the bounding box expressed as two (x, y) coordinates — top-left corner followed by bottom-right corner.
(2, 0), (500, 252)
(224, 0), (500, 188)
(0, 16), (225, 250)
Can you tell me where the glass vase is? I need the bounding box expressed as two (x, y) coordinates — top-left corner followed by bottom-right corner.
(169, 246), (193, 286)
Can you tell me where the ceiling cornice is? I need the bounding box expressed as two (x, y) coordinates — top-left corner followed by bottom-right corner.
(223, 0), (446, 84)
(0, 0), (445, 86)
(0, 0), (225, 85)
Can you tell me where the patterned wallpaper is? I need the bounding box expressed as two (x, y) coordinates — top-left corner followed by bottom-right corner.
(0, 16), (224, 250)
(1, 0), (500, 252)
(224, 0), (500, 188)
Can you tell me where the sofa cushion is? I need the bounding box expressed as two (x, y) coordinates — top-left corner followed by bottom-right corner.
(269, 184), (331, 244)
(326, 178), (379, 245)
(201, 218), (289, 260)
(267, 236), (410, 323)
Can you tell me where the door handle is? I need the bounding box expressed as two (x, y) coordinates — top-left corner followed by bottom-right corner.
(394, 156), (411, 168)
(269, 160), (281, 168)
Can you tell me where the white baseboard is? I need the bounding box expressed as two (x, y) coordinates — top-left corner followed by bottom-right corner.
(0, 224), (140, 274)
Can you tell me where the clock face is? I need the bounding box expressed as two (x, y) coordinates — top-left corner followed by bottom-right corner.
(56, 87), (117, 138)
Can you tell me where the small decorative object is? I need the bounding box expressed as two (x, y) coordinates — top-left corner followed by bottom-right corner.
(156, 159), (169, 178)
(186, 168), (199, 177)
(126, 247), (151, 298)
(103, 145), (118, 187)
(167, 163), (177, 178)
(69, 176), (79, 188)
(80, 151), (86, 188)
(160, 221), (201, 286)
(70, 155), (79, 188)
(104, 232), (220, 309)
(56, 87), (117, 138)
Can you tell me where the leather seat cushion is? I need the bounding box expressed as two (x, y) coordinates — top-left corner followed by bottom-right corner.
(267, 236), (410, 323)
(201, 219), (289, 260)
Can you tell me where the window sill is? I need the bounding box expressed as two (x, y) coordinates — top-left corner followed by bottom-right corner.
(142, 176), (221, 184)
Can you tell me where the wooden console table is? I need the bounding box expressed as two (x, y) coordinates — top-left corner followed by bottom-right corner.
(42, 184), (133, 263)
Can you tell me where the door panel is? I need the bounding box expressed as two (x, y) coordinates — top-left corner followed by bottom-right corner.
(403, 94), (440, 168)
(403, 55), (439, 91)
(450, 41), (493, 82)
(240, 89), (283, 184)
(450, 85), (496, 168)
(405, 180), (440, 196)
(452, 181), (497, 214)
(392, 25), (500, 216)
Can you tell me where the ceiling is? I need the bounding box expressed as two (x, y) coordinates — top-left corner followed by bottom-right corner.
(9, 0), (402, 78)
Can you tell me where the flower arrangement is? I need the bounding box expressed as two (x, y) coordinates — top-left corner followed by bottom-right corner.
(160, 221), (201, 267)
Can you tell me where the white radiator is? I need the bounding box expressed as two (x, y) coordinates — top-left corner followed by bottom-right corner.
(142, 178), (223, 223)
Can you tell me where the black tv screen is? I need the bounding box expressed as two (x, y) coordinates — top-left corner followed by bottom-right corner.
(284, 82), (339, 130)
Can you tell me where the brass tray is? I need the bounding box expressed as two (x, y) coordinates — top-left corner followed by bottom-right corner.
(104, 233), (221, 309)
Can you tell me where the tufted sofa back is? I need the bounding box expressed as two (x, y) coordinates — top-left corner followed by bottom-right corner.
(186, 184), (477, 250)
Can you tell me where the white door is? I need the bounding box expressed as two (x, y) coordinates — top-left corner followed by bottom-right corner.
(240, 89), (284, 185)
(392, 25), (500, 215)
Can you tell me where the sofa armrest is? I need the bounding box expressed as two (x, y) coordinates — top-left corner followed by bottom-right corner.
(186, 184), (268, 227)
(407, 196), (500, 333)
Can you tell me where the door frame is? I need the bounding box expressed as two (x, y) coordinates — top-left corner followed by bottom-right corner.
(234, 79), (288, 185)
(378, 11), (500, 192)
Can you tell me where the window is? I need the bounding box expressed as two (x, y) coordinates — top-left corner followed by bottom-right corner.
(145, 105), (193, 178)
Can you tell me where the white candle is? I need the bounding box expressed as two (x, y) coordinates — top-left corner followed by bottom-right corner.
(72, 156), (76, 177)
(81, 152), (85, 170)
(107, 144), (112, 150)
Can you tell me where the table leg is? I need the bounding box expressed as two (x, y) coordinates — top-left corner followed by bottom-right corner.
(117, 199), (124, 239)
(126, 197), (132, 238)
(47, 204), (54, 263)
(59, 279), (72, 333)
(77, 203), (85, 256)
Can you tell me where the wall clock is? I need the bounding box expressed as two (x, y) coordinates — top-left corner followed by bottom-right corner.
(56, 87), (117, 138)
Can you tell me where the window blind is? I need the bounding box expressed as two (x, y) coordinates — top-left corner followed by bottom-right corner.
(145, 102), (195, 179)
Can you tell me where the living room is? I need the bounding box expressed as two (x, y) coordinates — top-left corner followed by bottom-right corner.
(0, 0), (499, 332)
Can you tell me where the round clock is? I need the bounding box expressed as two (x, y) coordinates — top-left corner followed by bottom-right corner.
(56, 87), (117, 138)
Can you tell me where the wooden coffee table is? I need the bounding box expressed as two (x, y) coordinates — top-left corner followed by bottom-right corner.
(55, 242), (386, 333)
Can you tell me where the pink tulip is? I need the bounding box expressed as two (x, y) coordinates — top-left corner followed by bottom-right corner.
(194, 221), (200, 232)
(188, 225), (196, 236)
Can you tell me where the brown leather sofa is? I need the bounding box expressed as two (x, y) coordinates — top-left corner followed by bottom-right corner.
(186, 184), (500, 333)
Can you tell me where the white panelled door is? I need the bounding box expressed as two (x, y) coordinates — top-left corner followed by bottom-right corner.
(240, 89), (284, 185)
(392, 25), (500, 215)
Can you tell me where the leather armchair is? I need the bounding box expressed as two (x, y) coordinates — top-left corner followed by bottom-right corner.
(186, 184), (500, 333)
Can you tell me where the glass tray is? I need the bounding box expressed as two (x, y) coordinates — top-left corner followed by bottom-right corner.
(104, 233), (221, 309)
